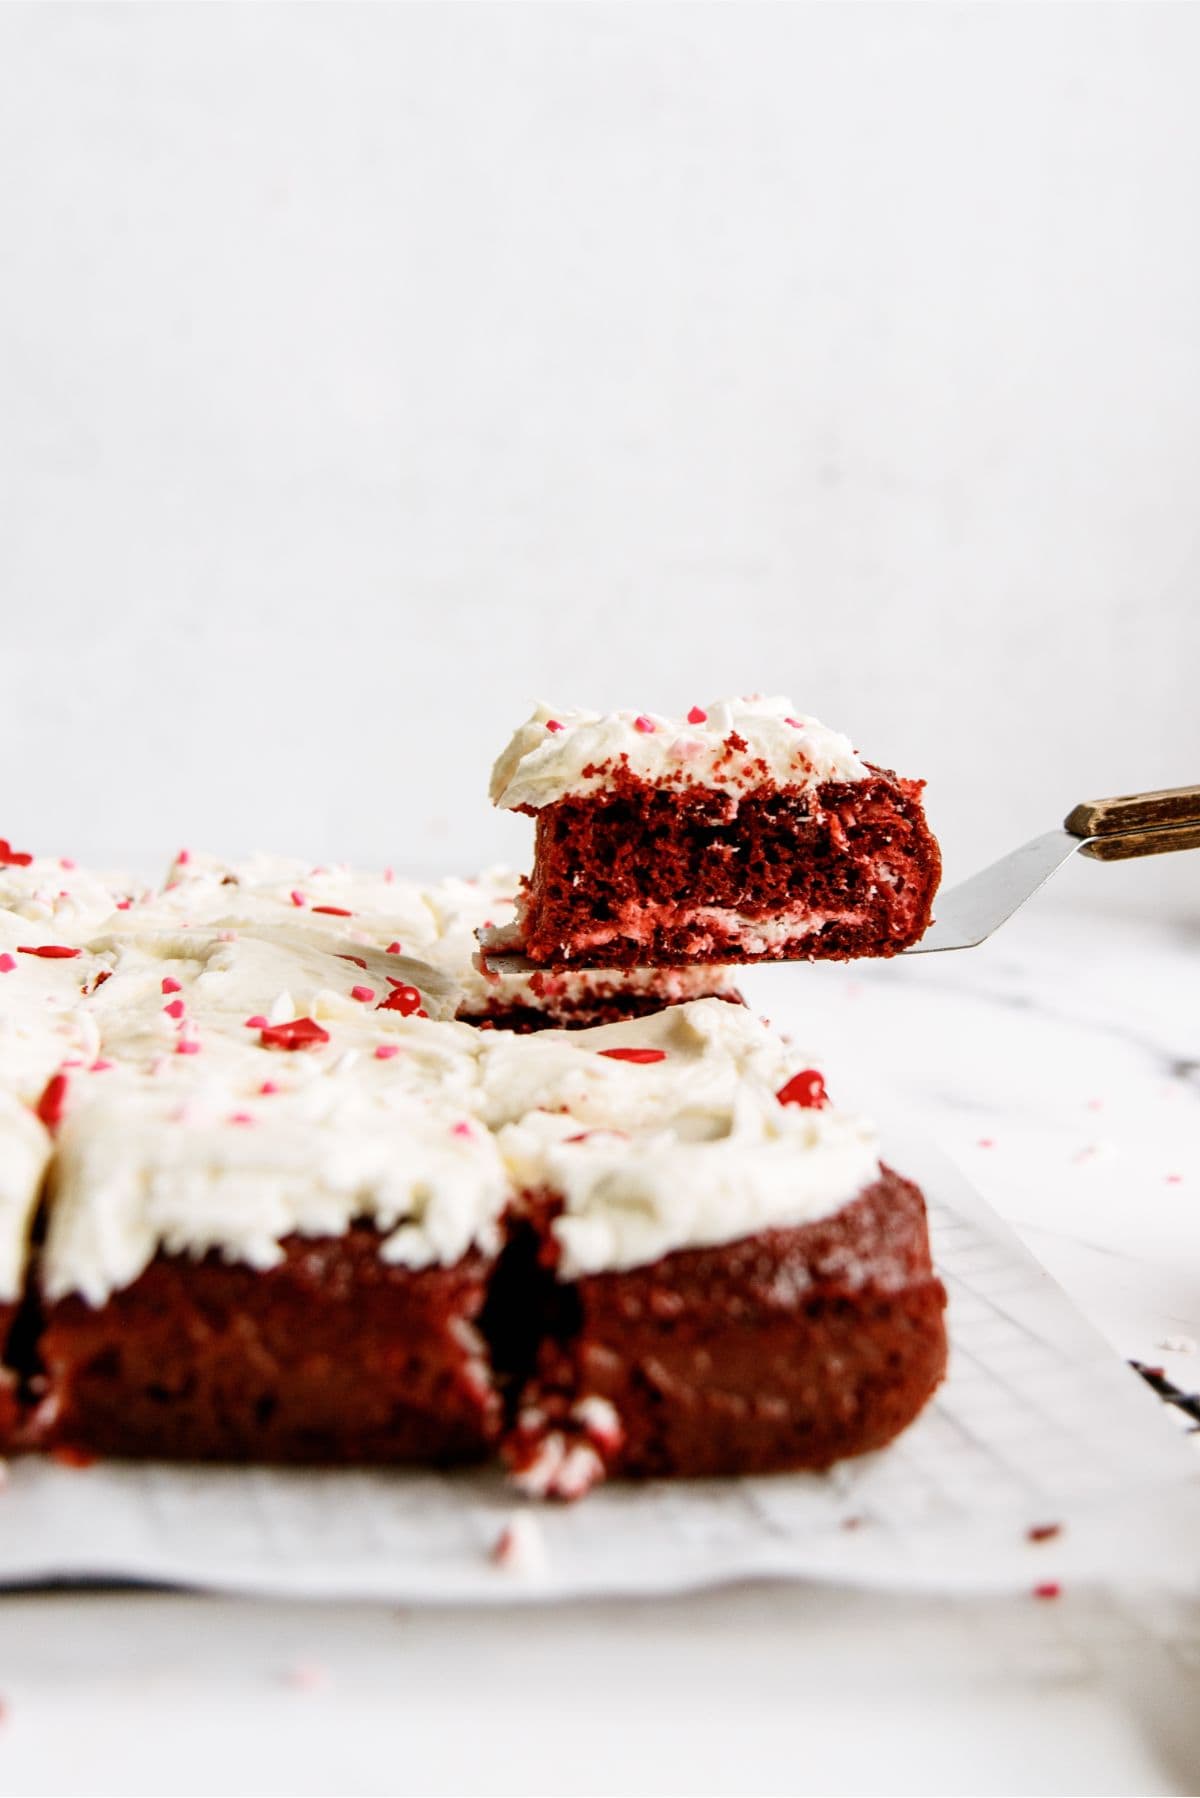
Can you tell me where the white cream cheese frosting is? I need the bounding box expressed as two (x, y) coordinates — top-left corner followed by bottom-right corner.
(42, 1073), (509, 1306)
(2, 846), (882, 1304)
(498, 1089), (879, 1279)
(0, 1092), (51, 1302)
(490, 697), (870, 811)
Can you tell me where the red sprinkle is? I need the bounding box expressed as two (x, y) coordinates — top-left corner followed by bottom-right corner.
(598, 1047), (668, 1065)
(1027, 1523), (1062, 1543)
(0, 838), (33, 867)
(115, 898), (132, 911)
(633, 715), (656, 733)
(260, 1017), (330, 1051)
(51, 1445), (96, 1469)
(0, 954), (15, 974)
(777, 1069), (829, 1109)
(17, 945), (80, 960)
(337, 954), (368, 969)
(374, 1044), (401, 1060)
(90, 1059), (114, 1073)
(386, 942), (402, 955)
(290, 890), (306, 907)
(163, 999), (186, 1020)
(176, 1038), (201, 1055)
(35, 1071), (69, 1130)
(259, 1080), (280, 1095)
(1032, 1582), (1061, 1601)
(377, 984), (424, 1017)
(176, 848), (191, 866)
(686, 706), (707, 724)
(350, 984), (375, 1004)
(161, 976), (182, 994)
(312, 905), (352, 917)
(785, 716), (805, 728)
(244, 1015), (269, 1029)
(545, 719), (564, 733)
(451, 1120), (474, 1139)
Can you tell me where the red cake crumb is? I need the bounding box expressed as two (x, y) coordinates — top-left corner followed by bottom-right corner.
(511, 766), (941, 967)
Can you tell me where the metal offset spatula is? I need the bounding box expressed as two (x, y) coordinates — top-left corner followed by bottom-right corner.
(481, 783), (1200, 971)
(910, 783), (1200, 953)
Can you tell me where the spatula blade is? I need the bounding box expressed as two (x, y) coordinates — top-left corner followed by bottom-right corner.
(902, 829), (1083, 954)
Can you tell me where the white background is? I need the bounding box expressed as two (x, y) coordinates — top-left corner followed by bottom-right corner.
(1, 1), (1198, 917)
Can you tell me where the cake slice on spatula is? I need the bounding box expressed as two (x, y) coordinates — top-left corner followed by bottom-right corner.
(486, 697), (942, 967)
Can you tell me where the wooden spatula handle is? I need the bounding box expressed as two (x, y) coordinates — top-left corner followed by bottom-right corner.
(1080, 821), (1200, 862)
(1065, 784), (1200, 838)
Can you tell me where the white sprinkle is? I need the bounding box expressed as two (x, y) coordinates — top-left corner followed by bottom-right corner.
(490, 1514), (549, 1575)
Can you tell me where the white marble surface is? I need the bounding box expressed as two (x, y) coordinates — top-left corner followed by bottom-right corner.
(0, 904), (1196, 1795)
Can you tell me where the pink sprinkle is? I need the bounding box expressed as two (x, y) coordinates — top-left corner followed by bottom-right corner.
(259, 1080), (279, 1095)
(177, 848), (191, 866)
(115, 898), (132, 911)
(545, 719), (564, 733)
(228, 1112), (255, 1126)
(350, 984), (375, 1004)
(785, 716), (805, 728)
(283, 1661), (328, 1692)
(90, 1059), (114, 1073)
(374, 1044), (401, 1060)
(60, 1058), (84, 1069)
(290, 890), (306, 907)
(1086, 1098), (1104, 1111)
(244, 1015), (269, 1029)
(383, 867), (395, 883)
(176, 1038), (201, 1056)
(0, 954), (15, 974)
(1166, 1173), (1183, 1185)
(163, 999), (186, 1020)
(60, 857), (76, 870)
(977, 1137), (995, 1149)
(686, 706), (707, 724)
(451, 1121), (474, 1139)
(386, 942), (402, 955)
(634, 714), (656, 733)
(161, 977), (182, 994)
(217, 929), (237, 942)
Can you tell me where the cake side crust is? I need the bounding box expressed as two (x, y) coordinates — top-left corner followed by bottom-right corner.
(505, 1167), (948, 1495)
(29, 1226), (501, 1464)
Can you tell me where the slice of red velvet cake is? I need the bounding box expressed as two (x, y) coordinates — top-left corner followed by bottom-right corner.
(481, 1001), (948, 1499)
(489, 698), (941, 966)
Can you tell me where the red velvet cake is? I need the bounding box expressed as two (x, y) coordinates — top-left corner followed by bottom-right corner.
(0, 828), (948, 1495)
(504, 1170), (947, 1497)
(489, 698), (941, 966)
(31, 1230), (501, 1464)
